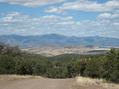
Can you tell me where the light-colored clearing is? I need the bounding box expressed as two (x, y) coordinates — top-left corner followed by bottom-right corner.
(75, 76), (119, 89)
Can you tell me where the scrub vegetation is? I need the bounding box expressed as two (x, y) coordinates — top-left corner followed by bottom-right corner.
(0, 43), (119, 83)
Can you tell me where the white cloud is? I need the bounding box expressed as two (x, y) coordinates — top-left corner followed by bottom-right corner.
(0, 0), (65, 7)
(113, 22), (119, 25)
(45, 7), (64, 14)
(45, 0), (119, 13)
(97, 12), (119, 19)
(97, 13), (112, 18)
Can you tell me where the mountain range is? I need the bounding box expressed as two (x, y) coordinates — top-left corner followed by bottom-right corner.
(0, 34), (119, 48)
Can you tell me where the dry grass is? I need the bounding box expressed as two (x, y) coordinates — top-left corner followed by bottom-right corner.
(0, 75), (43, 80)
(75, 76), (119, 89)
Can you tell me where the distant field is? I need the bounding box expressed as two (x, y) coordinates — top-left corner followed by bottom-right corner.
(0, 75), (118, 89)
(21, 47), (110, 56)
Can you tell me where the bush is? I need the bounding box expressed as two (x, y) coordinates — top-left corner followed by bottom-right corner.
(0, 55), (15, 74)
(103, 49), (119, 83)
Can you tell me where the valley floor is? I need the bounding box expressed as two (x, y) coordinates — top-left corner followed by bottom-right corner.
(0, 75), (119, 89)
(22, 47), (110, 57)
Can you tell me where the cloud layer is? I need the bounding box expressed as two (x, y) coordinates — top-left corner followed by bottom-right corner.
(45, 0), (119, 13)
(0, 0), (119, 38)
(0, 0), (65, 7)
(0, 12), (119, 38)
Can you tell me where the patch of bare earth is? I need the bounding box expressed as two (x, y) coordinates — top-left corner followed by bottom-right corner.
(0, 75), (119, 89)
(0, 75), (74, 89)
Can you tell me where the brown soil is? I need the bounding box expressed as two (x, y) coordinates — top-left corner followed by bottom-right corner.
(0, 75), (118, 89)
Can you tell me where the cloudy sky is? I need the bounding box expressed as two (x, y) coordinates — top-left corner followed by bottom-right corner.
(0, 0), (119, 38)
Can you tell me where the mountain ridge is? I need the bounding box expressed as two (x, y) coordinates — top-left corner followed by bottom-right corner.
(0, 34), (119, 48)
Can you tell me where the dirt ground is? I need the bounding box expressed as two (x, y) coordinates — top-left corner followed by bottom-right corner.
(0, 75), (119, 89)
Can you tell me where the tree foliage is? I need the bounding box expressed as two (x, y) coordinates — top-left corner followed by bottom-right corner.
(0, 44), (119, 83)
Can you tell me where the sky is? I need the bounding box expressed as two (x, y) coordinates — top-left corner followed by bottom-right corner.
(0, 0), (119, 38)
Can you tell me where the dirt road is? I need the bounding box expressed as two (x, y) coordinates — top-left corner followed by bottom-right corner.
(0, 75), (118, 89)
(0, 77), (75, 89)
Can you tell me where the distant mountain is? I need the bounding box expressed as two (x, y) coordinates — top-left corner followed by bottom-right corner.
(0, 34), (119, 48)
